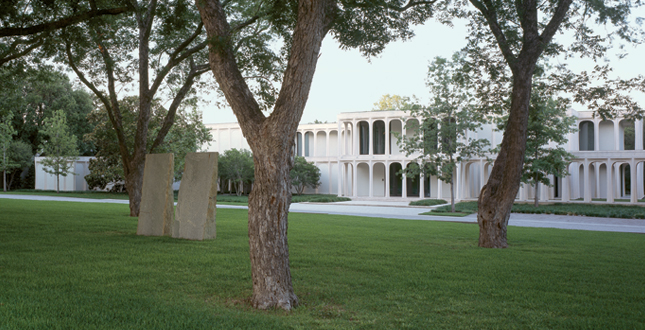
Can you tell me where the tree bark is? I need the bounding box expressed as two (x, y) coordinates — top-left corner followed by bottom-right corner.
(124, 159), (145, 216)
(197, 0), (335, 310)
(247, 136), (298, 309)
(477, 68), (533, 248)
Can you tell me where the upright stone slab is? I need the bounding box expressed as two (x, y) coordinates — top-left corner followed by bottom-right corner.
(173, 152), (218, 240)
(137, 153), (174, 236)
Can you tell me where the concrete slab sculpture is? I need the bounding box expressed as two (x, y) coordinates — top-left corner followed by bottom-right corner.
(173, 152), (218, 240)
(137, 153), (175, 236)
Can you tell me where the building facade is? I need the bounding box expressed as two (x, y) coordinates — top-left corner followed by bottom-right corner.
(204, 109), (645, 204)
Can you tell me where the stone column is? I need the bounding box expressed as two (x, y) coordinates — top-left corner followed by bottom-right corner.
(631, 158), (637, 203)
(594, 120), (600, 151)
(385, 161), (390, 198)
(607, 160), (614, 203)
(352, 162), (358, 197)
(368, 120), (373, 156)
(385, 119), (390, 156)
(636, 119), (644, 150)
(562, 174), (570, 202)
(419, 169), (425, 198)
(369, 161), (374, 197)
(401, 161), (407, 198)
(614, 120), (620, 150)
(584, 160), (591, 202)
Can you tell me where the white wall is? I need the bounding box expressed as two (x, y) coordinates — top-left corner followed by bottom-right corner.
(35, 157), (93, 191)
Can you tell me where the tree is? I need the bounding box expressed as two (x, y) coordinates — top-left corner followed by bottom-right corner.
(493, 85), (576, 207)
(218, 148), (254, 196)
(0, 113), (18, 191)
(84, 96), (212, 191)
(0, 66), (95, 155)
(198, 0), (436, 310)
(457, 0), (644, 248)
(0, 0), (130, 66)
(5, 140), (34, 190)
(290, 156), (321, 195)
(39, 110), (79, 193)
(399, 54), (489, 212)
(58, 0), (214, 216)
(372, 94), (418, 111)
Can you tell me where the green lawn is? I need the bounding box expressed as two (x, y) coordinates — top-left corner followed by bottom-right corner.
(0, 190), (348, 205)
(1, 199), (644, 329)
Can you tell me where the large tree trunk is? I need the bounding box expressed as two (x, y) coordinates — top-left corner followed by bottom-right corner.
(248, 136), (297, 309)
(477, 68), (534, 248)
(198, 0), (335, 310)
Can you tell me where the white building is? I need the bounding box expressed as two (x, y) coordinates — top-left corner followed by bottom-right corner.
(205, 109), (645, 204)
(34, 156), (93, 191)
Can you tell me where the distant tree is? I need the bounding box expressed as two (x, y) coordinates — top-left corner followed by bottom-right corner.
(1, 113), (18, 191)
(373, 94), (419, 111)
(84, 96), (211, 191)
(290, 156), (321, 195)
(399, 54), (489, 212)
(218, 149), (254, 196)
(6, 140), (34, 190)
(39, 110), (79, 193)
(0, 66), (95, 155)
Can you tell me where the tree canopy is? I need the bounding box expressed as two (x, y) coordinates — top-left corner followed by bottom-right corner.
(39, 110), (79, 193)
(0, 0), (131, 66)
(84, 96), (211, 191)
(218, 148), (254, 196)
(0, 66), (95, 155)
(290, 156), (321, 195)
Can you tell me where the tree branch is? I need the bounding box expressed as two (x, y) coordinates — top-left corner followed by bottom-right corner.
(0, 36), (44, 66)
(0, 7), (131, 37)
(149, 23), (206, 96)
(150, 61), (210, 153)
(469, 0), (519, 71)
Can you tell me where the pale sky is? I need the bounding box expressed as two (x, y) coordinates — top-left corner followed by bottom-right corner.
(201, 11), (645, 125)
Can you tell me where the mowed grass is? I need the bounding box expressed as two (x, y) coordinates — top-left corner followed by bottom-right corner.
(0, 191), (348, 205)
(1, 200), (644, 329)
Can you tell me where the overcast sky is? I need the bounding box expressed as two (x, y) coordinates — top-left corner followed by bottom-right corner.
(201, 10), (645, 125)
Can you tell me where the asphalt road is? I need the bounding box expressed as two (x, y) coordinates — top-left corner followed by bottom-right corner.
(1, 194), (644, 234)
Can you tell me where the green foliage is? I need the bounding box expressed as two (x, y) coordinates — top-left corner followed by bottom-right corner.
(399, 53), (489, 212)
(2, 199), (645, 328)
(459, 0), (645, 120)
(5, 140), (34, 190)
(0, 66), (95, 155)
(218, 148), (254, 196)
(290, 156), (321, 195)
(84, 96), (211, 191)
(409, 199), (448, 206)
(1, 113), (18, 191)
(39, 110), (79, 193)
(372, 94), (419, 111)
